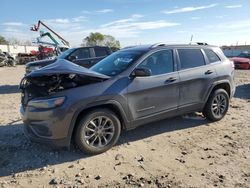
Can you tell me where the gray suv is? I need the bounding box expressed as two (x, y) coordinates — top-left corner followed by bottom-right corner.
(20, 43), (235, 154)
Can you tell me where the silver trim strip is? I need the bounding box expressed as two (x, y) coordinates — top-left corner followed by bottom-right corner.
(137, 106), (155, 112)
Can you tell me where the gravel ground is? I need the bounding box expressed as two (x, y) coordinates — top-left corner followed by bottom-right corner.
(0, 65), (249, 188)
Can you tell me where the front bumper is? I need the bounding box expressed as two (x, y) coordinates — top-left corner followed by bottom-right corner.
(20, 104), (73, 148)
(23, 122), (69, 148)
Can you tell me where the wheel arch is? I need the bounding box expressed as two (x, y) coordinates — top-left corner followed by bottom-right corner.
(206, 81), (231, 102)
(68, 100), (129, 145)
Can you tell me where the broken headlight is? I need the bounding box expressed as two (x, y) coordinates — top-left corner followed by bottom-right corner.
(28, 96), (66, 109)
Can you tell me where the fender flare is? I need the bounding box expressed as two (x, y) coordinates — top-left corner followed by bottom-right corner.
(204, 80), (231, 103)
(66, 100), (130, 144)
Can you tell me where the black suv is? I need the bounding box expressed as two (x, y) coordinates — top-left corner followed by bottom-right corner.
(25, 46), (112, 73)
(20, 43), (235, 154)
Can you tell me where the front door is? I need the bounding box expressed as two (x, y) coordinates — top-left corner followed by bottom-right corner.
(127, 50), (179, 120)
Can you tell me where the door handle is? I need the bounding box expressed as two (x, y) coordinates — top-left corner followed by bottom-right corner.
(165, 77), (177, 84)
(205, 70), (213, 75)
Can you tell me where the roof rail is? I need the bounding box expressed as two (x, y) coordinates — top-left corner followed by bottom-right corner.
(189, 42), (209, 46)
(122, 45), (137, 49)
(196, 42), (208, 45)
(150, 43), (167, 48)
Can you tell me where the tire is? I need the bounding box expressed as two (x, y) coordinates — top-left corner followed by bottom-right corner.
(74, 108), (121, 155)
(203, 89), (229, 121)
(10, 60), (16, 67)
(7, 59), (16, 67)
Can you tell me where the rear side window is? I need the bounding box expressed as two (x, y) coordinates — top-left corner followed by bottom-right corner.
(204, 49), (221, 63)
(178, 49), (205, 69)
(95, 48), (108, 57)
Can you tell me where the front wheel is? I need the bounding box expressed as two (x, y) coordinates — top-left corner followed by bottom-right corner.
(74, 109), (121, 155)
(203, 89), (229, 121)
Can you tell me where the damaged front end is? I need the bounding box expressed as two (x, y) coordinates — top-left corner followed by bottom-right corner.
(20, 59), (110, 107)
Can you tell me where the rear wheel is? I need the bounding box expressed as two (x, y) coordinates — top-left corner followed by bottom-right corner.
(74, 109), (121, 155)
(203, 89), (229, 121)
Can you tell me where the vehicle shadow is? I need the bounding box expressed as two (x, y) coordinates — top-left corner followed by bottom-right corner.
(234, 83), (250, 99)
(119, 115), (207, 144)
(0, 85), (20, 94)
(0, 115), (208, 177)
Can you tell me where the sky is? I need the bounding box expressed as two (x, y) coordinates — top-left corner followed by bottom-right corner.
(0, 0), (249, 47)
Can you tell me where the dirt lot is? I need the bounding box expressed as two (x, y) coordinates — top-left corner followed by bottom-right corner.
(0, 66), (249, 188)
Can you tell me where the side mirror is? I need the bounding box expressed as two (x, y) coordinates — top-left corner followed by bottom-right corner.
(131, 67), (151, 77)
(68, 55), (77, 61)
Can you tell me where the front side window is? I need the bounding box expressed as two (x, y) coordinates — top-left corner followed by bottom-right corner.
(58, 48), (76, 59)
(91, 50), (143, 76)
(137, 50), (174, 76)
(178, 49), (205, 69)
(204, 49), (220, 63)
(70, 48), (90, 59)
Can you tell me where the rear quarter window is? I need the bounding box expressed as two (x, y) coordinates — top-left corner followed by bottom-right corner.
(178, 49), (205, 69)
(204, 49), (221, 63)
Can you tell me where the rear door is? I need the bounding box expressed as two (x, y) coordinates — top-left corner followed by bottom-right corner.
(127, 49), (179, 119)
(177, 48), (217, 110)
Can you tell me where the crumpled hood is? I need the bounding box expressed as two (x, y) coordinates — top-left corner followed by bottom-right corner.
(230, 57), (250, 63)
(26, 59), (110, 79)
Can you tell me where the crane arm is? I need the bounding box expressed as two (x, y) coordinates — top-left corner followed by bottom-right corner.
(31, 20), (70, 47)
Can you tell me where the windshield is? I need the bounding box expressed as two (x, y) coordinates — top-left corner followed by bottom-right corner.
(90, 51), (143, 76)
(57, 48), (76, 59)
(238, 53), (250, 58)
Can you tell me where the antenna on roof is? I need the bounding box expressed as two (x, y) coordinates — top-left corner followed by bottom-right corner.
(189, 34), (193, 44)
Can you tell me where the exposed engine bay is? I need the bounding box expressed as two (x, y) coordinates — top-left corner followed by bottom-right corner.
(20, 59), (110, 105)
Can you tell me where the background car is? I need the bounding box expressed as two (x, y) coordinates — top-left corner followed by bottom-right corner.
(25, 46), (113, 73)
(0, 51), (16, 67)
(230, 52), (250, 69)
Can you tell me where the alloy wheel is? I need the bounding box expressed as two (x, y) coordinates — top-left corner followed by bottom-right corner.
(211, 94), (227, 117)
(83, 116), (115, 148)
